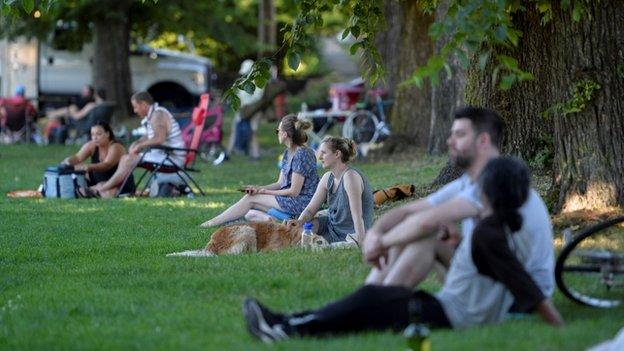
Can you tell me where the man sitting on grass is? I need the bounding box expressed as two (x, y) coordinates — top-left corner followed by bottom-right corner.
(242, 107), (563, 342)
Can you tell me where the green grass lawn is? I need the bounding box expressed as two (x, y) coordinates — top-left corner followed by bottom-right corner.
(0, 125), (622, 350)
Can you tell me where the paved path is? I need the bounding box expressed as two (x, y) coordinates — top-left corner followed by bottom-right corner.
(320, 37), (360, 80)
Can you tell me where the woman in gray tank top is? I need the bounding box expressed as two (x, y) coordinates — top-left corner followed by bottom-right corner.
(293, 136), (374, 244)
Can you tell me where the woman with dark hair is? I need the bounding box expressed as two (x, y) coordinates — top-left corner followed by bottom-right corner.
(61, 120), (135, 196)
(241, 156), (562, 343)
(289, 136), (374, 245)
(201, 114), (319, 227)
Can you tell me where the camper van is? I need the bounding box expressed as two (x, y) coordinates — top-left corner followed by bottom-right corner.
(0, 38), (212, 109)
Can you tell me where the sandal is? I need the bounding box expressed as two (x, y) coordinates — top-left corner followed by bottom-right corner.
(77, 187), (101, 199)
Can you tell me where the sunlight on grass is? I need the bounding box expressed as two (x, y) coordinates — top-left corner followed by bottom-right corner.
(148, 199), (227, 209)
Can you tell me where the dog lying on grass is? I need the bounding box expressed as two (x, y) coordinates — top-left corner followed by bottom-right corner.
(167, 221), (330, 257)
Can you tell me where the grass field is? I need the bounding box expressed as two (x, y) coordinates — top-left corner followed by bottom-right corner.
(0, 123), (622, 350)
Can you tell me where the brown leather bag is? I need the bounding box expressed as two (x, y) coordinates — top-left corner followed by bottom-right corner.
(373, 184), (415, 205)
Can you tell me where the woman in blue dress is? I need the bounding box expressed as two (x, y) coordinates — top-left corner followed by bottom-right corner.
(200, 115), (319, 227)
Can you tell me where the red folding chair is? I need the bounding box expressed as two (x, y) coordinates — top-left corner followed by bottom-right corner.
(118, 93), (210, 197)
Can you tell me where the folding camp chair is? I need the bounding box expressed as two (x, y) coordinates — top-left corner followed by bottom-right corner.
(118, 93), (209, 197)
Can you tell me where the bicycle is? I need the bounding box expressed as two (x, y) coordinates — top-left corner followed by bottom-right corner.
(555, 215), (624, 308)
(297, 80), (391, 148)
(341, 88), (392, 145)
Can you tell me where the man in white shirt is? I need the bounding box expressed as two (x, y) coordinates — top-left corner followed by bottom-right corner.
(92, 91), (185, 197)
(242, 106), (562, 342)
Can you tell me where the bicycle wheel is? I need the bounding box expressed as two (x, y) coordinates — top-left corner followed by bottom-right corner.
(342, 110), (380, 144)
(555, 215), (624, 308)
(199, 143), (227, 166)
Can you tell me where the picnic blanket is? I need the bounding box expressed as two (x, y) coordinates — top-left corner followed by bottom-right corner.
(373, 184), (415, 205)
(7, 190), (42, 198)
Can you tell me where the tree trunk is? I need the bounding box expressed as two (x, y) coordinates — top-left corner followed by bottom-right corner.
(92, 5), (132, 123)
(466, 1), (624, 212)
(258, 0), (276, 58)
(376, 0), (433, 145)
(428, 0), (465, 155)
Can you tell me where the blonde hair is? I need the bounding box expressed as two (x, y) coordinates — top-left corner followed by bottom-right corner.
(322, 136), (358, 163)
(280, 114), (312, 146)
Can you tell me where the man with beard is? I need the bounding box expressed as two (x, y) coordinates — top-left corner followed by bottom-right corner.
(362, 105), (502, 288)
(242, 106), (562, 342)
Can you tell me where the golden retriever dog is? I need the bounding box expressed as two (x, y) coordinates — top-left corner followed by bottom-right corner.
(167, 221), (329, 257)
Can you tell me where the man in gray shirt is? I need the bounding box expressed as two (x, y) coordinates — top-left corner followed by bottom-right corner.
(243, 107), (562, 342)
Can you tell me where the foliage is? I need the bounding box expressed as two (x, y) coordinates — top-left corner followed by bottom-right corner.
(223, 0), (385, 110)
(3, 0), (597, 110)
(541, 79), (601, 118)
(410, 0), (594, 90)
(527, 132), (555, 170)
(224, 0), (595, 108)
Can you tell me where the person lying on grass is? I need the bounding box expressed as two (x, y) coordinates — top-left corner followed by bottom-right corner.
(200, 115), (319, 227)
(243, 156), (563, 342)
(286, 136), (374, 246)
(61, 120), (135, 197)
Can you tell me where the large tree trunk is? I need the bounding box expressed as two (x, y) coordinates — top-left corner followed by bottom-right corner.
(376, 0), (433, 145)
(92, 3), (132, 123)
(428, 0), (465, 156)
(466, 1), (624, 212)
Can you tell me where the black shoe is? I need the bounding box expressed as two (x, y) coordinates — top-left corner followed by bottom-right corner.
(243, 298), (290, 343)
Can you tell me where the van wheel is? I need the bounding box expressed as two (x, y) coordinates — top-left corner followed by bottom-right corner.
(148, 83), (194, 110)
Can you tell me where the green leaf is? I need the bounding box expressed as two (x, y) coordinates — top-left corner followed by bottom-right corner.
(498, 55), (518, 69)
(428, 22), (443, 38)
(491, 66), (501, 87)
(242, 81), (256, 95)
(494, 26), (507, 42)
(351, 25), (360, 38)
(499, 74), (517, 90)
(223, 90), (241, 111)
(507, 29), (521, 47)
(456, 50), (469, 68)
(21, 0), (34, 13)
(572, 6), (582, 22)
(341, 28), (350, 40)
(518, 72), (535, 81)
(287, 51), (301, 71)
(536, 1), (550, 12)
(428, 55), (445, 70)
(478, 51), (491, 70)
(349, 42), (360, 55)
(254, 76), (268, 88)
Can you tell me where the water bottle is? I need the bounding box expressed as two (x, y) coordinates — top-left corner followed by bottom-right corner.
(403, 323), (430, 351)
(301, 222), (313, 249)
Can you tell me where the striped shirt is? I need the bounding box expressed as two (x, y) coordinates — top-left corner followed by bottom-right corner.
(141, 103), (186, 164)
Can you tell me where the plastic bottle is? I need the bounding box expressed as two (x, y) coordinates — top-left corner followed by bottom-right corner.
(403, 323), (430, 351)
(301, 222), (313, 249)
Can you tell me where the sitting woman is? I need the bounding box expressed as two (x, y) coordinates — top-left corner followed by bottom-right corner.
(61, 120), (135, 197)
(44, 86), (106, 143)
(200, 115), (319, 227)
(242, 157), (563, 343)
(291, 137), (374, 245)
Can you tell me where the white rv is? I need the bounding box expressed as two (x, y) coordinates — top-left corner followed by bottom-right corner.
(1, 38), (213, 109)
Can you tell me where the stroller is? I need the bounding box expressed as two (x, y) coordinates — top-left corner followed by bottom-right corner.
(181, 102), (226, 166)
